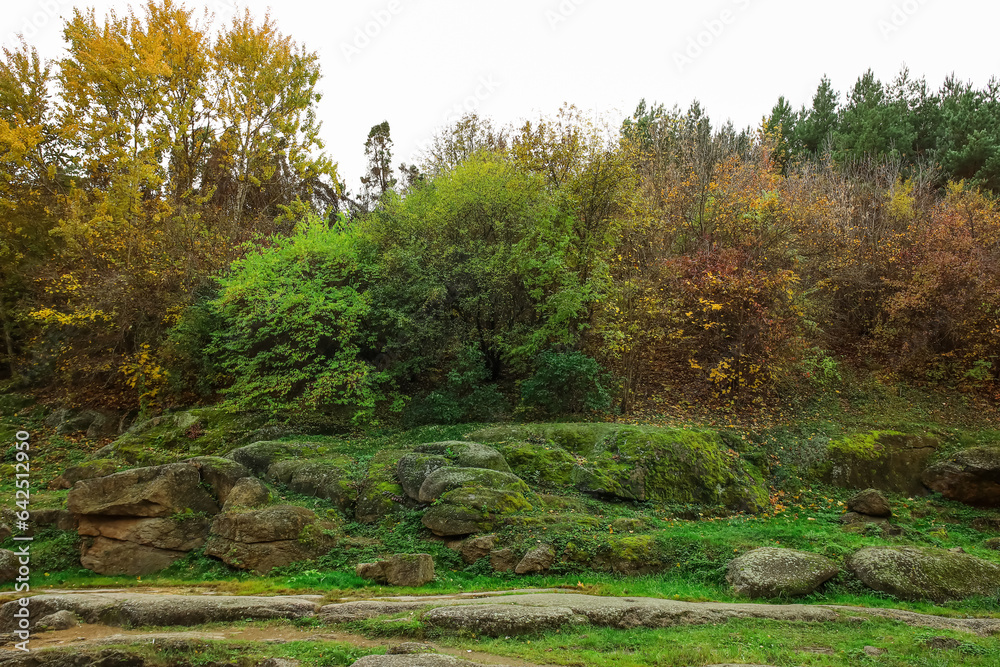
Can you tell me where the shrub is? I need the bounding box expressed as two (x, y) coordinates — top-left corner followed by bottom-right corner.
(520, 349), (613, 416)
(210, 215), (391, 423)
(404, 345), (509, 425)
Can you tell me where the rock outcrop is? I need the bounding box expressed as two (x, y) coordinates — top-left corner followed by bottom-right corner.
(204, 505), (339, 574)
(68, 463), (220, 517)
(470, 424), (768, 512)
(922, 446), (1000, 507)
(68, 462), (229, 575)
(827, 431), (939, 495)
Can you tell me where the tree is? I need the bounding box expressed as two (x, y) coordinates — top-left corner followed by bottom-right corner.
(835, 69), (915, 161)
(352, 121), (396, 214)
(764, 95), (797, 173)
(211, 8), (335, 223)
(418, 112), (508, 175)
(795, 75), (839, 155)
(0, 41), (65, 377)
(366, 152), (596, 386)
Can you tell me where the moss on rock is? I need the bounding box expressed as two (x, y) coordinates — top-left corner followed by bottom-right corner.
(827, 431), (940, 495)
(417, 467), (530, 504)
(846, 545), (1000, 602)
(265, 456), (358, 512)
(726, 547), (839, 598)
(422, 487), (533, 536)
(356, 449), (418, 524)
(414, 441), (511, 473)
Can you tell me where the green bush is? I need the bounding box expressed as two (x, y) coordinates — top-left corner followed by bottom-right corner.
(161, 282), (226, 399)
(209, 215), (393, 423)
(404, 345), (509, 425)
(520, 349), (613, 416)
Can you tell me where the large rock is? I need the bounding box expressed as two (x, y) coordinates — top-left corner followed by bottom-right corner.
(847, 489), (892, 517)
(922, 446), (1000, 507)
(222, 477), (271, 510)
(77, 516), (209, 551)
(355, 554), (435, 586)
(79, 536), (187, 576)
(205, 505), (338, 574)
(225, 440), (325, 476)
(67, 463), (219, 517)
(414, 441), (511, 473)
(498, 441), (577, 489)
(515, 543), (556, 574)
(209, 505), (330, 543)
(185, 456), (253, 505)
(355, 449), (418, 524)
(0, 549), (19, 582)
(726, 547), (839, 598)
(589, 535), (665, 575)
(827, 431), (939, 495)
(0, 593), (317, 629)
(471, 424), (767, 512)
(396, 453), (450, 501)
(266, 457), (357, 512)
(417, 467), (530, 504)
(846, 546), (1000, 602)
(422, 488), (533, 536)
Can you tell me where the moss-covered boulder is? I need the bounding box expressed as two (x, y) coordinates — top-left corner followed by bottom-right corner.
(499, 442), (577, 489)
(726, 547), (839, 598)
(414, 441), (511, 473)
(826, 431), (940, 495)
(417, 467), (530, 504)
(846, 546), (1000, 602)
(226, 440), (326, 476)
(356, 449), (419, 524)
(922, 446), (1000, 507)
(471, 423), (767, 511)
(590, 535), (665, 575)
(422, 487), (533, 536)
(468, 423), (618, 457)
(266, 457), (357, 512)
(396, 453), (450, 501)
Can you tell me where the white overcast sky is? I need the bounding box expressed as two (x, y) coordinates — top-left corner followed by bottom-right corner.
(5, 0), (999, 192)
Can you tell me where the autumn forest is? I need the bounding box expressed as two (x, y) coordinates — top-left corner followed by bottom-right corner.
(2, 0), (999, 425)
